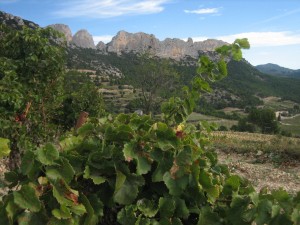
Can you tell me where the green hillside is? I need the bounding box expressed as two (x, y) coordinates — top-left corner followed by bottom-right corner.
(67, 48), (300, 111)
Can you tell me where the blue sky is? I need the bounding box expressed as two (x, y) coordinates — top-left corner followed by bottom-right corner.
(1, 0), (300, 69)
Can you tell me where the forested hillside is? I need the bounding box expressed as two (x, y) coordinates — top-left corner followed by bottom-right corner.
(67, 48), (300, 109)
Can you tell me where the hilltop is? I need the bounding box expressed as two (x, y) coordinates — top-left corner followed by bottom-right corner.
(256, 63), (300, 78)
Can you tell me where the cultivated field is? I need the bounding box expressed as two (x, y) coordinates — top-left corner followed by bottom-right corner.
(211, 131), (300, 193)
(281, 114), (300, 136)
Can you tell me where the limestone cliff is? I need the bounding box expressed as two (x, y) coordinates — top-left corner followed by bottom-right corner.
(72, 29), (96, 49)
(48, 24), (73, 43)
(106, 30), (227, 59)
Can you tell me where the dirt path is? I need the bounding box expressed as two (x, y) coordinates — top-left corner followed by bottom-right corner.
(216, 149), (300, 194)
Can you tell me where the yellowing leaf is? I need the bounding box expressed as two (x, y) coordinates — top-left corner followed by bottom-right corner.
(0, 138), (11, 158)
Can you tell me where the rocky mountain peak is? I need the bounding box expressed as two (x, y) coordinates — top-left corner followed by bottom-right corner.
(48, 24), (73, 43)
(106, 30), (227, 59)
(72, 29), (96, 49)
(96, 41), (106, 51)
(107, 30), (160, 54)
(0, 11), (38, 29)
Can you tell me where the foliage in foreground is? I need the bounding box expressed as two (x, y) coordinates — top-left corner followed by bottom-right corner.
(0, 115), (300, 225)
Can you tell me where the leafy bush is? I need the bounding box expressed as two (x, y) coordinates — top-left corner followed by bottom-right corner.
(1, 115), (300, 224)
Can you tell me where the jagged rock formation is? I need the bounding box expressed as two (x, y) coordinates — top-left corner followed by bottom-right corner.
(105, 30), (227, 59)
(96, 41), (106, 51)
(72, 29), (96, 49)
(0, 11), (38, 29)
(107, 31), (160, 55)
(48, 24), (72, 43)
(1, 10), (226, 59)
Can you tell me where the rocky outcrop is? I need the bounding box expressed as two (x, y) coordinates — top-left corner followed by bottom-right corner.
(0, 11), (38, 29)
(96, 41), (106, 51)
(106, 31), (227, 59)
(107, 31), (160, 55)
(48, 24), (72, 43)
(72, 29), (96, 49)
(1, 10), (226, 58)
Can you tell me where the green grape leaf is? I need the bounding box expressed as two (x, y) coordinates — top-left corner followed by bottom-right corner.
(46, 158), (75, 184)
(20, 150), (36, 176)
(117, 125), (134, 141)
(232, 48), (243, 61)
(4, 171), (19, 184)
(255, 199), (272, 225)
(47, 217), (74, 225)
(225, 175), (241, 192)
(83, 166), (106, 185)
(52, 180), (78, 206)
(123, 142), (151, 175)
(0, 138), (10, 158)
(137, 199), (158, 218)
(117, 205), (137, 225)
(291, 206), (300, 224)
(36, 143), (59, 165)
(269, 214), (293, 225)
(80, 193), (95, 225)
(5, 200), (19, 223)
(114, 171), (144, 205)
(271, 189), (293, 213)
(199, 170), (213, 189)
(77, 123), (94, 136)
(163, 172), (189, 196)
(59, 136), (82, 151)
(152, 159), (173, 182)
(52, 205), (72, 219)
(70, 203), (86, 216)
(228, 196), (251, 225)
(206, 185), (220, 204)
(217, 59), (228, 78)
(234, 38), (250, 49)
(135, 214), (151, 225)
(176, 147), (192, 167)
(174, 198), (189, 219)
(159, 197), (175, 218)
(136, 155), (152, 175)
(13, 185), (41, 212)
(198, 206), (222, 225)
(17, 212), (48, 225)
(155, 122), (178, 151)
(0, 202), (9, 224)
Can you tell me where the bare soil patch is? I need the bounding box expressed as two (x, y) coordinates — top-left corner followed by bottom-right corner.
(216, 149), (300, 194)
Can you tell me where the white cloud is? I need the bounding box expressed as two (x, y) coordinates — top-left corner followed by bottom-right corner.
(217, 31), (300, 47)
(54, 0), (172, 18)
(184, 8), (219, 15)
(93, 35), (114, 44)
(187, 31), (300, 69)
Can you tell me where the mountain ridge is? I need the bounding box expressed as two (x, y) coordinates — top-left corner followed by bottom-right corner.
(50, 24), (227, 60)
(256, 63), (300, 78)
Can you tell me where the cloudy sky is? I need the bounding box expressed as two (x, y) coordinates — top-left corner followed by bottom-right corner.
(1, 0), (300, 69)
